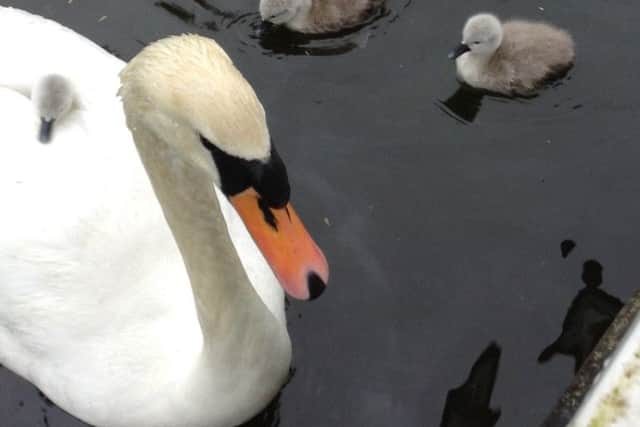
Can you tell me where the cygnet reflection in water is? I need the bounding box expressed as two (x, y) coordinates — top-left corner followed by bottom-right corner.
(436, 83), (525, 125)
(256, 20), (376, 56)
(436, 85), (485, 124)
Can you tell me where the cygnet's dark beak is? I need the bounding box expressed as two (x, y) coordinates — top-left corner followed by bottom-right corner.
(449, 43), (471, 60)
(38, 118), (54, 143)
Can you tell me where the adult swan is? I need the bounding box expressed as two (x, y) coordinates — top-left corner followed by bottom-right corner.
(0, 6), (329, 427)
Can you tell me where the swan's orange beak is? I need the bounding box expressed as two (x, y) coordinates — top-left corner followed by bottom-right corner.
(230, 188), (329, 300)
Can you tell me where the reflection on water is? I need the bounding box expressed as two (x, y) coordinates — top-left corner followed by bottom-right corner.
(436, 85), (485, 124)
(154, 0), (412, 57)
(156, 1), (196, 23)
(436, 83), (542, 125)
(156, 0), (239, 31)
(538, 260), (623, 373)
(436, 69), (577, 125)
(437, 80), (537, 124)
(253, 21), (375, 57)
(440, 342), (501, 427)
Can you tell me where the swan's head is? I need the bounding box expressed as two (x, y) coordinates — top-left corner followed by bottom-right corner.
(449, 13), (503, 60)
(119, 35), (328, 300)
(259, 0), (311, 26)
(31, 74), (74, 143)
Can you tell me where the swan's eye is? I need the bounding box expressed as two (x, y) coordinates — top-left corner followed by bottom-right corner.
(246, 143), (290, 208)
(200, 136), (290, 209)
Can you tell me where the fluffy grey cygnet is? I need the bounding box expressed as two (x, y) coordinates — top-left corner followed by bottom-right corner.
(449, 13), (575, 96)
(31, 74), (73, 143)
(259, 0), (385, 33)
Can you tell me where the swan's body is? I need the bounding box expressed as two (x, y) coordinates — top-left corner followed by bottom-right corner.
(259, 0), (384, 33)
(0, 7), (327, 427)
(449, 13), (575, 96)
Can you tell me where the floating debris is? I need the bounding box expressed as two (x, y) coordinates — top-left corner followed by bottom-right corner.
(561, 240), (576, 258)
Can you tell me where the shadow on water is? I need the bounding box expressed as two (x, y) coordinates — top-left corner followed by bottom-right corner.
(538, 258), (623, 373)
(154, 0), (412, 57)
(440, 342), (502, 427)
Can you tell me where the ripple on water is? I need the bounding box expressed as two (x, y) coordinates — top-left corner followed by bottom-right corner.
(154, 0), (413, 57)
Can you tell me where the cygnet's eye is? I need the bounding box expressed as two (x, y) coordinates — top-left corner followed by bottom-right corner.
(473, 41), (481, 45)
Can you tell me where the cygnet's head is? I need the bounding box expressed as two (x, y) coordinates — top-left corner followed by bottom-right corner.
(259, 0), (311, 26)
(449, 13), (503, 60)
(32, 74), (74, 143)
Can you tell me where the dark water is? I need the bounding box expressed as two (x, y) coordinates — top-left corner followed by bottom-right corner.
(3, 0), (640, 426)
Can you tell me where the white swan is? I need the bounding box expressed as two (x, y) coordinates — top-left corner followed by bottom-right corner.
(0, 6), (328, 427)
(449, 13), (575, 96)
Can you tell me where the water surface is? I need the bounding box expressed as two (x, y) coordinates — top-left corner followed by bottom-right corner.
(3, 0), (640, 426)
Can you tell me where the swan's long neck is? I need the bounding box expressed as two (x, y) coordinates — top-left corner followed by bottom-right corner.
(129, 124), (280, 353)
(113, 118), (289, 423)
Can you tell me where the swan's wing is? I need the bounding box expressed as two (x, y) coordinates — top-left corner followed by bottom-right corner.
(0, 86), (35, 140)
(0, 7), (177, 374)
(0, 7), (138, 246)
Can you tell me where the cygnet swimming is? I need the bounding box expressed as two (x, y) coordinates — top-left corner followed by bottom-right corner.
(449, 13), (575, 96)
(259, 0), (385, 34)
(31, 74), (73, 143)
